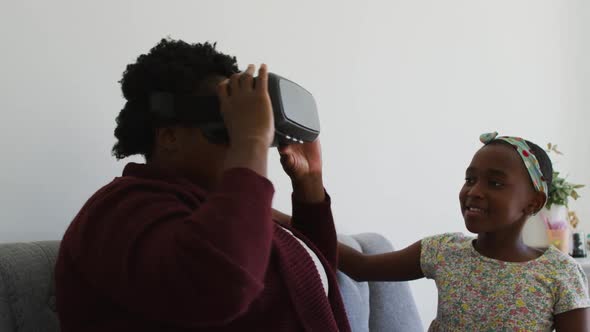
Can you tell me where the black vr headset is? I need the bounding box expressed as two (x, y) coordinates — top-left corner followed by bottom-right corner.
(149, 73), (320, 147)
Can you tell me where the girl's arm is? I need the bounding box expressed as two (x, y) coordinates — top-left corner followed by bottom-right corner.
(554, 308), (590, 332)
(338, 240), (424, 282)
(272, 208), (292, 226)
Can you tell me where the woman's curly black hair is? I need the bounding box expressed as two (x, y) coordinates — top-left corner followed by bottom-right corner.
(112, 38), (239, 160)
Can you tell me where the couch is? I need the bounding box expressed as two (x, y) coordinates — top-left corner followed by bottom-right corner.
(0, 234), (423, 332)
(337, 233), (423, 332)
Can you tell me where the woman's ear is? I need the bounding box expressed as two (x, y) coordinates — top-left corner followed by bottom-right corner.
(155, 127), (180, 152)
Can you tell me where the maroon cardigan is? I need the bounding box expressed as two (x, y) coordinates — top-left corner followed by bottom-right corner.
(55, 163), (351, 332)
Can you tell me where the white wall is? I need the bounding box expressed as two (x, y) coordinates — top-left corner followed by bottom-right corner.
(1, 0), (588, 327)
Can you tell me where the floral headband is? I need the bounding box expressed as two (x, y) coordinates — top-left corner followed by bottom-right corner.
(479, 132), (548, 198)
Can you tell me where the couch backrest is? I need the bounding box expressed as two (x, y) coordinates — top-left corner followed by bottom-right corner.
(0, 241), (60, 332)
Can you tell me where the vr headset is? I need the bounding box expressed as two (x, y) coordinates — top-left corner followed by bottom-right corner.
(149, 73), (320, 147)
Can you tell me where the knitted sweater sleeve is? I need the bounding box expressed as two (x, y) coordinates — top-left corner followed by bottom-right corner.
(62, 168), (274, 328)
(290, 191), (338, 270)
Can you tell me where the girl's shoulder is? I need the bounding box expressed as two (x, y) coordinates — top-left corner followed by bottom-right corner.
(420, 233), (474, 278)
(538, 246), (590, 314)
(422, 232), (473, 249)
(540, 245), (586, 274)
(421, 232), (474, 262)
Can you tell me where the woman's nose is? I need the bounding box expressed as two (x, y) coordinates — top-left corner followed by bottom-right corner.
(467, 181), (485, 198)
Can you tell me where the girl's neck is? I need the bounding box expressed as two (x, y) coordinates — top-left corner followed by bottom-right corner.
(475, 231), (544, 262)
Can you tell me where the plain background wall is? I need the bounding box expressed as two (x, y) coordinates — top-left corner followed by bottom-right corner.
(1, 0), (588, 326)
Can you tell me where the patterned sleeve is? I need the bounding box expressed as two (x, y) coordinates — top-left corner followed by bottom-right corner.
(554, 262), (590, 314)
(420, 232), (464, 279)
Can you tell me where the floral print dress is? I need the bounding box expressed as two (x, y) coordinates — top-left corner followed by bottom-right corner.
(421, 233), (590, 331)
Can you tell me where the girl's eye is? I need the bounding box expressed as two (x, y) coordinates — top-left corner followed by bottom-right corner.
(465, 177), (475, 185)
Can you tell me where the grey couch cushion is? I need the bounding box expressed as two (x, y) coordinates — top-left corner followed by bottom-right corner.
(337, 233), (423, 332)
(0, 235), (423, 332)
(0, 241), (60, 332)
(338, 235), (371, 332)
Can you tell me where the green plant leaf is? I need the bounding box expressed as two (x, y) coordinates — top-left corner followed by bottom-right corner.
(544, 143), (583, 207)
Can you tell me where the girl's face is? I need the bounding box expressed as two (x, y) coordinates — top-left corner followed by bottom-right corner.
(459, 143), (544, 234)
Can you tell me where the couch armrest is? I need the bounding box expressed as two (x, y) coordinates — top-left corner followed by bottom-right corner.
(0, 241), (60, 332)
(337, 233), (423, 332)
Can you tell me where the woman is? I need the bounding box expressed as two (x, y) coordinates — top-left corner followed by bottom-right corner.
(55, 38), (351, 332)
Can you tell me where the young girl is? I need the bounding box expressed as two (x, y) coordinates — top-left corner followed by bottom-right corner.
(339, 132), (590, 331)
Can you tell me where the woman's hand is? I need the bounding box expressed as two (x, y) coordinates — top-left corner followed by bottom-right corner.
(278, 139), (324, 203)
(218, 64), (274, 148)
(218, 64), (274, 177)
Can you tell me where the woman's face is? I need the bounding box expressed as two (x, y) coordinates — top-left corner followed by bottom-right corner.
(152, 75), (232, 189)
(459, 143), (541, 234)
